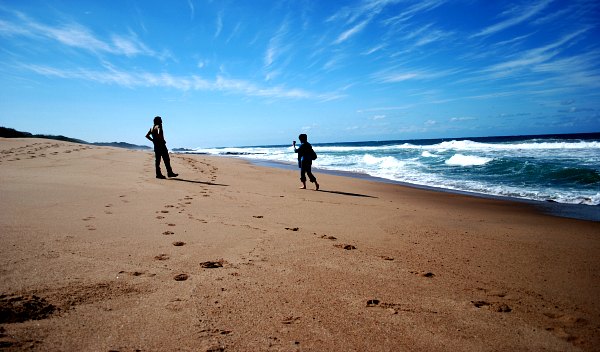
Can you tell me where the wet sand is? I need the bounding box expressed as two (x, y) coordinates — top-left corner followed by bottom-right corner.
(1, 138), (599, 351)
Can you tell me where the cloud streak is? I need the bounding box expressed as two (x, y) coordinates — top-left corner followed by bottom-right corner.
(334, 19), (369, 44)
(472, 0), (554, 38)
(381, 0), (446, 26)
(330, 0), (406, 45)
(0, 10), (161, 59)
(21, 63), (340, 101)
(482, 27), (591, 78)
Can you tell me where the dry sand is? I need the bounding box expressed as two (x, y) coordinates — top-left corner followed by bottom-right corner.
(1, 138), (599, 351)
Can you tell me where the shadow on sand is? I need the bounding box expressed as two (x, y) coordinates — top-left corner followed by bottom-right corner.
(170, 178), (228, 187)
(318, 189), (377, 198)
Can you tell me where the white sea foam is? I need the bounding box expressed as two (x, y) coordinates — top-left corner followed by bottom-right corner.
(433, 140), (599, 151)
(445, 154), (493, 166)
(191, 139), (598, 156)
(421, 151), (435, 157)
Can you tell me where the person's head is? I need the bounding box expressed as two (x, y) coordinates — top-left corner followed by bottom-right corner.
(298, 133), (308, 143)
(153, 116), (162, 125)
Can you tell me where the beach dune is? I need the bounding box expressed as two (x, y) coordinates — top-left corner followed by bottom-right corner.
(1, 138), (599, 351)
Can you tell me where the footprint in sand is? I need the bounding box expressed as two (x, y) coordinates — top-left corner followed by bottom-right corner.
(320, 234), (337, 240)
(366, 299), (381, 307)
(282, 316), (301, 325)
(117, 270), (155, 278)
(174, 274), (189, 281)
(162, 231), (175, 235)
(0, 294), (56, 324)
(154, 254), (170, 261)
(156, 216), (165, 219)
(173, 241), (186, 246)
(334, 244), (356, 250)
(285, 227), (299, 231)
(200, 260), (225, 268)
(409, 271), (434, 277)
(471, 300), (511, 313)
(167, 223), (176, 227)
(472, 300), (491, 308)
(495, 304), (512, 312)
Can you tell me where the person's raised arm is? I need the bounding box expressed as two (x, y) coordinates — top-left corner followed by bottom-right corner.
(145, 128), (153, 142)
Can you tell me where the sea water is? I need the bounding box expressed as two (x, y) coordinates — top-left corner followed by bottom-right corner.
(182, 133), (600, 207)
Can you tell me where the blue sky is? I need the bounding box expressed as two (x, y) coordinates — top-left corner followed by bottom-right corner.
(1, 0), (599, 147)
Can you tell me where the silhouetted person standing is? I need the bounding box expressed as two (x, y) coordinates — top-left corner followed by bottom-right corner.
(293, 133), (319, 190)
(145, 116), (178, 179)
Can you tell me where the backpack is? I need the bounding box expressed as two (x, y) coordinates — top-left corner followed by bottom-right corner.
(311, 148), (317, 160)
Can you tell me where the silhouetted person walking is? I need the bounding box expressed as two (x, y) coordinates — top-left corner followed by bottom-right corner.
(145, 116), (178, 179)
(293, 133), (319, 190)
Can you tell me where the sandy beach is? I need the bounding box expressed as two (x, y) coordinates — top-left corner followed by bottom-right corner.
(1, 138), (599, 351)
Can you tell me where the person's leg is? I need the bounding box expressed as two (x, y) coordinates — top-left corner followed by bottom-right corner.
(306, 165), (319, 190)
(162, 149), (177, 177)
(154, 149), (165, 178)
(299, 168), (307, 189)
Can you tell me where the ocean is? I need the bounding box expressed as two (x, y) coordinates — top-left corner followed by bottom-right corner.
(180, 133), (600, 218)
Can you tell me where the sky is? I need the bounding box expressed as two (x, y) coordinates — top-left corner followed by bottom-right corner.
(0, 0), (599, 148)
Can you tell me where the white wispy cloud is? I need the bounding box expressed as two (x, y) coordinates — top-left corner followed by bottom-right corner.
(21, 63), (339, 101)
(264, 20), (290, 67)
(327, 0), (402, 24)
(362, 44), (386, 55)
(558, 107), (595, 113)
(532, 50), (600, 88)
(357, 105), (415, 113)
(225, 22), (242, 44)
(0, 11), (161, 59)
(330, 0), (404, 45)
(482, 27), (590, 78)
(376, 72), (419, 82)
(372, 67), (460, 83)
(187, 0), (195, 20)
(334, 19), (369, 44)
(450, 116), (476, 122)
(399, 24), (452, 47)
(215, 12), (223, 38)
(472, 0), (554, 38)
(381, 0), (446, 26)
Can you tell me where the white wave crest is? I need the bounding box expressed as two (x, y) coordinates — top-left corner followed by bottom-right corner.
(445, 154), (493, 166)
